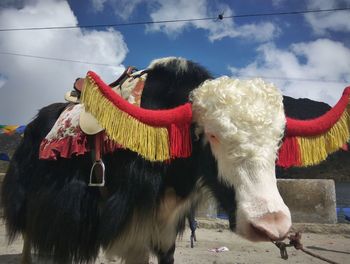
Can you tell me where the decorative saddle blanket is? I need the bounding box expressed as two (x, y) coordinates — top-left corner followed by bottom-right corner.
(40, 104), (87, 159)
(39, 104), (121, 160)
(39, 70), (193, 162)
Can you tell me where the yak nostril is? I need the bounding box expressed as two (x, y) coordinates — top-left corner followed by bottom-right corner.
(250, 222), (280, 241)
(250, 211), (291, 241)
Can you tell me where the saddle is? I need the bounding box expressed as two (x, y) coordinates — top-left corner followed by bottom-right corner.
(64, 66), (148, 186)
(42, 67), (193, 186)
(65, 66), (148, 135)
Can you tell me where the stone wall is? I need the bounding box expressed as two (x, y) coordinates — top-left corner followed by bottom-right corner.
(197, 179), (337, 224)
(277, 179), (337, 224)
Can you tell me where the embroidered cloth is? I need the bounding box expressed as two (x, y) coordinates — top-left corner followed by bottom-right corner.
(39, 104), (121, 160)
(39, 104), (88, 159)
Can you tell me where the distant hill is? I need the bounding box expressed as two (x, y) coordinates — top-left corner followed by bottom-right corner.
(283, 95), (331, 119)
(1, 96), (349, 181)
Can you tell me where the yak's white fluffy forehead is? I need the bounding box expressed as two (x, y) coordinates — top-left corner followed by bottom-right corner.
(191, 76), (285, 152)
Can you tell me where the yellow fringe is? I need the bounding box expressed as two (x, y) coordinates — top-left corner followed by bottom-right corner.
(81, 77), (170, 162)
(298, 107), (350, 166)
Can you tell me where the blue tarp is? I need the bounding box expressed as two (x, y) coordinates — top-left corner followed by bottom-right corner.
(0, 153), (10, 161)
(15, 125), (26, 134)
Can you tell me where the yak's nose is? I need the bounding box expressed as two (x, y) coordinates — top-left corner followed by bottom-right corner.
(250, 211), (291, 241)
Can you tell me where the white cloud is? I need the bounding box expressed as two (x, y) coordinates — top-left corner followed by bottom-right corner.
(91, 0), (107, 12)
(304, 0), (350, 34)
(271, 0), (286, 7)
(306, 0), (346, 9)
(235, 22), (280, 42)
(91, 0), (280, 42)
(90, 0), (144, 20)
(229, 39), (350, 106)
(0, 0), (128, 124)
(0, 76), (6, 89)
(0, 0), (27, 8)
(147, 0), (280, 42)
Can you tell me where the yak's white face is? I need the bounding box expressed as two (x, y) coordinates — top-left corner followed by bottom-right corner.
(191, 77), (291, 241)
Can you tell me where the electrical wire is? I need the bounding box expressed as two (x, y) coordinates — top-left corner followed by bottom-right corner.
(233, 75), (349, 84)
(0, 51), (348, 84)
(0, 7), (349, 32)
(0, 6), (349, 83)
(0, 51), (116, 67)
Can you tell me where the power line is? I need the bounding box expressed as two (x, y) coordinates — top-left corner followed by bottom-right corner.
(0, 7), (349, 32)
(0, 51), (116, 67)
(226, 7), (350, 18)
(233, 75), (349, 84)
(1, 50), (348, 84)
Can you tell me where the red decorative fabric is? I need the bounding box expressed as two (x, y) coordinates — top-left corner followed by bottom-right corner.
(39, 104), (88, 160)
(286, 87), (350, 137)
(277, 136), (301, 168)
(169, 123), (192, 158)
(39, 103), (122, 160)
(40, 132), (89, 160)
(40, 131), (122, 160)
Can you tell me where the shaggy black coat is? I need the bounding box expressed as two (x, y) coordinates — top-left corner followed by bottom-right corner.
(1, 59), (237, 263)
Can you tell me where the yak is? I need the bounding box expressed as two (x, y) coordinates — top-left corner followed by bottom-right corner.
(1, 57), (291, 264)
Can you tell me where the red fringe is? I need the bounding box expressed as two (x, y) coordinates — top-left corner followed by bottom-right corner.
(277, 136), (301, 168)
(169, 123), (192, 158)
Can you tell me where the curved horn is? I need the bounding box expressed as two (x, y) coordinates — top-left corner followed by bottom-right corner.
(286, 87), (350, 136)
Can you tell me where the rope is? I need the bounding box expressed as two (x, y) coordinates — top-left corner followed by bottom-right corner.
(272, 232), (340, 264)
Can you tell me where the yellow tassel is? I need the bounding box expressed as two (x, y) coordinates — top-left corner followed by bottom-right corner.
(298, 107), (350, 166)
(81, 77), (170, 161)
(325, 108), (350, 152)
(298, 136), (328, 166)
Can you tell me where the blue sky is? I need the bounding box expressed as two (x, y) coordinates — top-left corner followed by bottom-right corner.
(0, 0), (350, 124)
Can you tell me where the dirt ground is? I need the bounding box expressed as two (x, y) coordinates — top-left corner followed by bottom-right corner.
(1, 220), (349, 264)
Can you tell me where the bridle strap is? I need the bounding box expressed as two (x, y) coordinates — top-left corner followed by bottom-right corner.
(109, 66), (137, 88)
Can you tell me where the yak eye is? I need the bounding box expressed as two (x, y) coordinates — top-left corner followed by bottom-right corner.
(207, 133), (220, 144)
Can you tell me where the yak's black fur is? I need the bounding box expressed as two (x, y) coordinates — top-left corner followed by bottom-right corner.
(1, 59), (236, 263)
